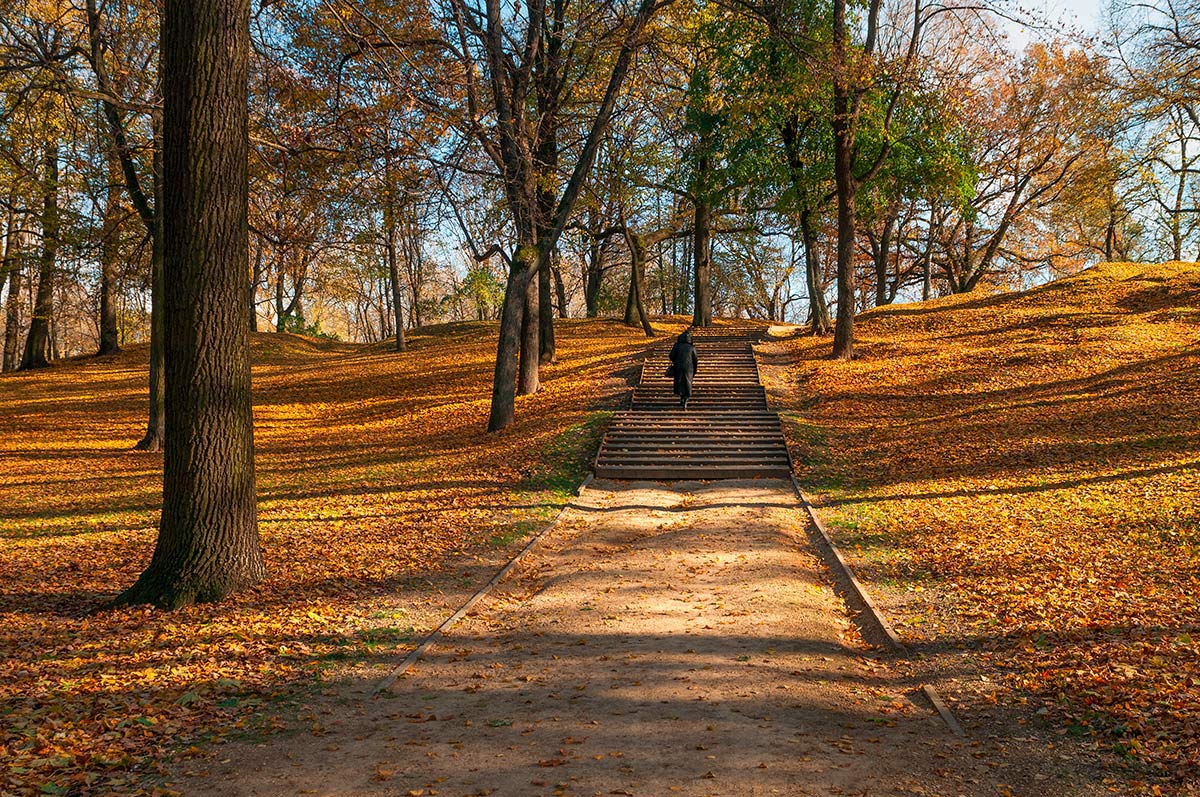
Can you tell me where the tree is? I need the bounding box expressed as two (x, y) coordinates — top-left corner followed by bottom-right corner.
(931, 44), (1111, 292)
(118, 0), (263, 608)
(437, 0), (662, 430)
(82, 0), (166, 447)
(19, 141), (58, 370)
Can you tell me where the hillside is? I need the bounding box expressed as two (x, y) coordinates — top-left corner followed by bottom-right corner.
(0, 319), (660, 796)
(760, 262), (1200, 791)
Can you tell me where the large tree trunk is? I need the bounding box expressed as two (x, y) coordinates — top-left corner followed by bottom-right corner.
(488, 257), (534, 431)
(800, 209), (832, 335)
(20, 142), (59, 370)
(98, 153), (122, 355)
(691, 188), (712, 328)
(119, 0), (262, 608)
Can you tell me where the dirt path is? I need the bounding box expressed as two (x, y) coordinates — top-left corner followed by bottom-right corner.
(179, 480), (991, 796)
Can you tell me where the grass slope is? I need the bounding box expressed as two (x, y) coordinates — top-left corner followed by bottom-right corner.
(0, 319), (658, 796)
(763, 262), (1200, 793)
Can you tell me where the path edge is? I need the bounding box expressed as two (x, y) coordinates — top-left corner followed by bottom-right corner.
(370, 472), (595, 696)
(788, 475), (966, 739)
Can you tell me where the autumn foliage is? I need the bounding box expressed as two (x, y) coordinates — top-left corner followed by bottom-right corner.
(763, 262), (1200, 792)
(0, 320), (654, 796)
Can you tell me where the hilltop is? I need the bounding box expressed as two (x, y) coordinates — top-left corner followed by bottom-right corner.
(761, 262), (1200, 791)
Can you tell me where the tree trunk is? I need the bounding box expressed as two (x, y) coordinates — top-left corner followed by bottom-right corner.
(248, 240), (262, 332)
(2, 261), (20, 371)
(830, 0), (857, 360)
(136, 137), (165, 452)
(623, 257), (637, 325)
(99, 153), (122, 355)
(831, 101), (856, 359)
(800, 209), (832, 335)
(1, 208), (21, 371)
(692, 189), (712, 328)
(387, 235), (406, 352)
(519, 255), (540, 394)
(873, 215), (895, 308)
(623, 229), (655, 337)
(383, 151), (406, 351)
(584, 238), (603, 318)
(407, 237), (424, 329)
(552, 253), (568, 319)
(20, 142), (59, 370)
(538, 247), (555, 364)
(274, 273), (286, 331)
(119, 0), (263, 608)
(488, 255), (534, 431)
(921, 218), (934, 301)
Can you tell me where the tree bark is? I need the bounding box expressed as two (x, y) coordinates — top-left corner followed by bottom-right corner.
(20, 142), (59, 370)
(119, 0), (263, 608)
(98, 153), (122, 355)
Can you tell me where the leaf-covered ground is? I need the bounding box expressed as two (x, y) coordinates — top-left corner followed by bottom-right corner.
(0, 319), (658, 796)
(760, 262), (1200, 795)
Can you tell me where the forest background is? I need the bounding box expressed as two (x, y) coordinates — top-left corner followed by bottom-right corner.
(2, 0), (1197, 373)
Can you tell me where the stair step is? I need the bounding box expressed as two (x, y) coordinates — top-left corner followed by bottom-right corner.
(594, 329), (793, 481)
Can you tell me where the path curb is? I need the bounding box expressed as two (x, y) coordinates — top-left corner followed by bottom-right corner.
(788, 477), (908, 654)
(788, 476), (966, 739)
(371, 473), (595, 695)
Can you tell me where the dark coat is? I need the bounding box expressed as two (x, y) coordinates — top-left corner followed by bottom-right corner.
(668, 336), (698, 398)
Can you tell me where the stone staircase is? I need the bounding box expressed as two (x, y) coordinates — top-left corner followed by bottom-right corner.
(593, 328), (793, 481)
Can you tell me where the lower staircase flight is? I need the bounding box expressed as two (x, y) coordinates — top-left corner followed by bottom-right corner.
(594, 326), (793, 481)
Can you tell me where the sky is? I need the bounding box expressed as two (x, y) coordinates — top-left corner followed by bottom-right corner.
(1003, 0), (1106, 50)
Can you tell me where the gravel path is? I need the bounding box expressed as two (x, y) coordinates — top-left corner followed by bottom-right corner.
(180, 479), (989, 796)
